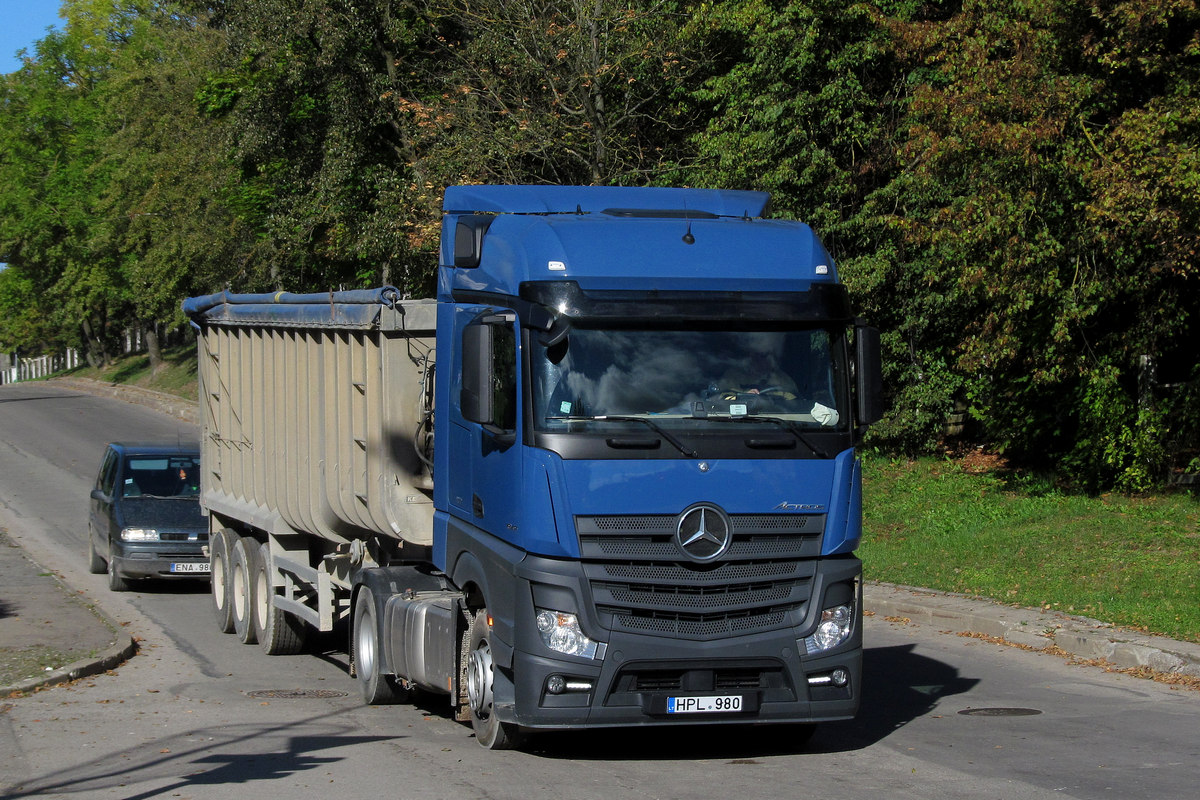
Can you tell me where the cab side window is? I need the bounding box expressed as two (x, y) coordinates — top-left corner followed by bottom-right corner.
(491, 323), (517, 431)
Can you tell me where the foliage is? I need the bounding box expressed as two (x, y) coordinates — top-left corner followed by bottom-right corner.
(414, 0), (698, 187)
(1, 0), (1197, 489)
(859, 0), (1200, 487)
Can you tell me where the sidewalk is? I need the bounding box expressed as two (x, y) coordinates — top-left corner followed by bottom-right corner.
(866, 582), (1200, 682)
(0, 530), (136, 695)
(3, 521), (1198, 695)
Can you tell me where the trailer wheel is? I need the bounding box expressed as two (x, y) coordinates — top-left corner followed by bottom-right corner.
(230, 535), (259, 645)
(466, 608), (522, 750)
(209, 528), (235, 633)
(253, 540), (306, 655)
(351, 587), (403, 704)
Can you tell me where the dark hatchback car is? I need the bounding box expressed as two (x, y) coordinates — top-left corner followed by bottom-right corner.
(87, 442), (210, 591)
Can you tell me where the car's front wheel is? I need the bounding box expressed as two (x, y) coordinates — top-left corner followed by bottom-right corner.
(106, 547), (130, 592)
(86, 527), (105, 574)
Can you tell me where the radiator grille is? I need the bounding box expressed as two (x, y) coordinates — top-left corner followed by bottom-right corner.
(159, 532), (209, 543)
(576, 513), (823, 640)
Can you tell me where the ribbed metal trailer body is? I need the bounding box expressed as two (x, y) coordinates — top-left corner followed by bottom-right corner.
(185, 289), (438, 632)
(192, 291), (435, 546)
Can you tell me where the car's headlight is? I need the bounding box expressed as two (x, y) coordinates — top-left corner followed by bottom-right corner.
(120, 528), (160, 542)
(802, 604), (854, 654)
(535, 609), (601, 659)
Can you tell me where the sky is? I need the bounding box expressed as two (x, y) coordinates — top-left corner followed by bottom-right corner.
(1, 0), (65, 73)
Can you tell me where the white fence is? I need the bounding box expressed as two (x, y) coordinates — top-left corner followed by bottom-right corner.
(0, 349), (82, 385)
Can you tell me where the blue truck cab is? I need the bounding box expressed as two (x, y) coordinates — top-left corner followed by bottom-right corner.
(434, 186), (882, 746)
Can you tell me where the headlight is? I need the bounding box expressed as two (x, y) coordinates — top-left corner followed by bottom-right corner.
(535, 609), (601, 659)
(120, 528), (160, 542)
(802, 604), (854, 654)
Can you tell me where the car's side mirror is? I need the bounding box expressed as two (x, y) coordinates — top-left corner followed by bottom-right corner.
(90, 488), (107, 502)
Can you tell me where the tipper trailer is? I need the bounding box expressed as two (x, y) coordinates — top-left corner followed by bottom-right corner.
(182, 184), (882, 749)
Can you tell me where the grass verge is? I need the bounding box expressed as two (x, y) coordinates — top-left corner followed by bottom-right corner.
(63, 343), (199, 401)
(862, 454), (1200, 643)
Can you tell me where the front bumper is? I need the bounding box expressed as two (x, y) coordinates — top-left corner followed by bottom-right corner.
(111, 543), (210, 580)
(498, 557), (864, 730)
(505, 629), (861, 729)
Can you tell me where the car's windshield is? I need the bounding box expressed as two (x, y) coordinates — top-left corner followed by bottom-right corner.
(121, 456), (201, 498)
(532, 327), (847, 432)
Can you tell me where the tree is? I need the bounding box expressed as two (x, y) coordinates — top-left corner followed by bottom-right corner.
(416, 0), (699, 187)
(90, 4), (252, 370)
(0, 17), (132, 366)
(873, 0), (1200, 488)
(198, 0), (446, 295)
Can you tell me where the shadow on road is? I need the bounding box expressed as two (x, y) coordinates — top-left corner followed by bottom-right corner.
(0, 708), (395, 800)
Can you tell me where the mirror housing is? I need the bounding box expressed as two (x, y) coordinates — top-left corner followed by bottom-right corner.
(460, 314), (518, 445)
(855, 325), (883, 426)
(453, 215), (495, 268)
(461, 321), (493, 425)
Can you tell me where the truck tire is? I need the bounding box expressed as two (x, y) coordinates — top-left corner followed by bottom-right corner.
(209, 528), (235, 633)
(87, 528), (105, 574)
(351, 587), (403, 704)
(230, 535), (259, 645)
(106, 547), (130, 592)
(466, 608), (522, 750)
(253, 540), (306, 655)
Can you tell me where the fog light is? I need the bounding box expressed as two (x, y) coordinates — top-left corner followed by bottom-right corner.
(535, 609), (602, 659)
(807, 669), (851, 688)
(546, 674), (567, 695)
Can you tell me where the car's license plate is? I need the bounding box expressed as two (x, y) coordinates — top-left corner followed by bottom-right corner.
(667, 695), (743, 714)
(170, 562), (211, 574)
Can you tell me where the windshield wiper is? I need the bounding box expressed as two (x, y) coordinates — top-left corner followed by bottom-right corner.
(550, 415), (698, 458)
(706, 414), (830, 458)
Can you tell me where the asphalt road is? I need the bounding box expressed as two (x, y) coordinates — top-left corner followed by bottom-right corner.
(1, 381), (1198, 799)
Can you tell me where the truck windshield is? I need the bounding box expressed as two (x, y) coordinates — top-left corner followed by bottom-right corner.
(532, 327), (848, 434)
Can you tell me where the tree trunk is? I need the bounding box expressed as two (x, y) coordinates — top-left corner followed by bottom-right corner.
(80, 319), (107, 368)
(146, 325), (164, 374)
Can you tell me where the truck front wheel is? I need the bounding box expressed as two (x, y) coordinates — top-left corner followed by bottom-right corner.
(466, 608), (522, 750)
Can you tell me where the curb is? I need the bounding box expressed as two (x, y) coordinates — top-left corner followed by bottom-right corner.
(4, 634), (138, 696)
(0, 541), (140, 696)
(865, 583), (1200, 680)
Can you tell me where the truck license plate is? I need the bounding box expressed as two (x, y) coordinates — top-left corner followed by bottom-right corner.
(667, 695), (743, 714)
(170, 562), (211, 574)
